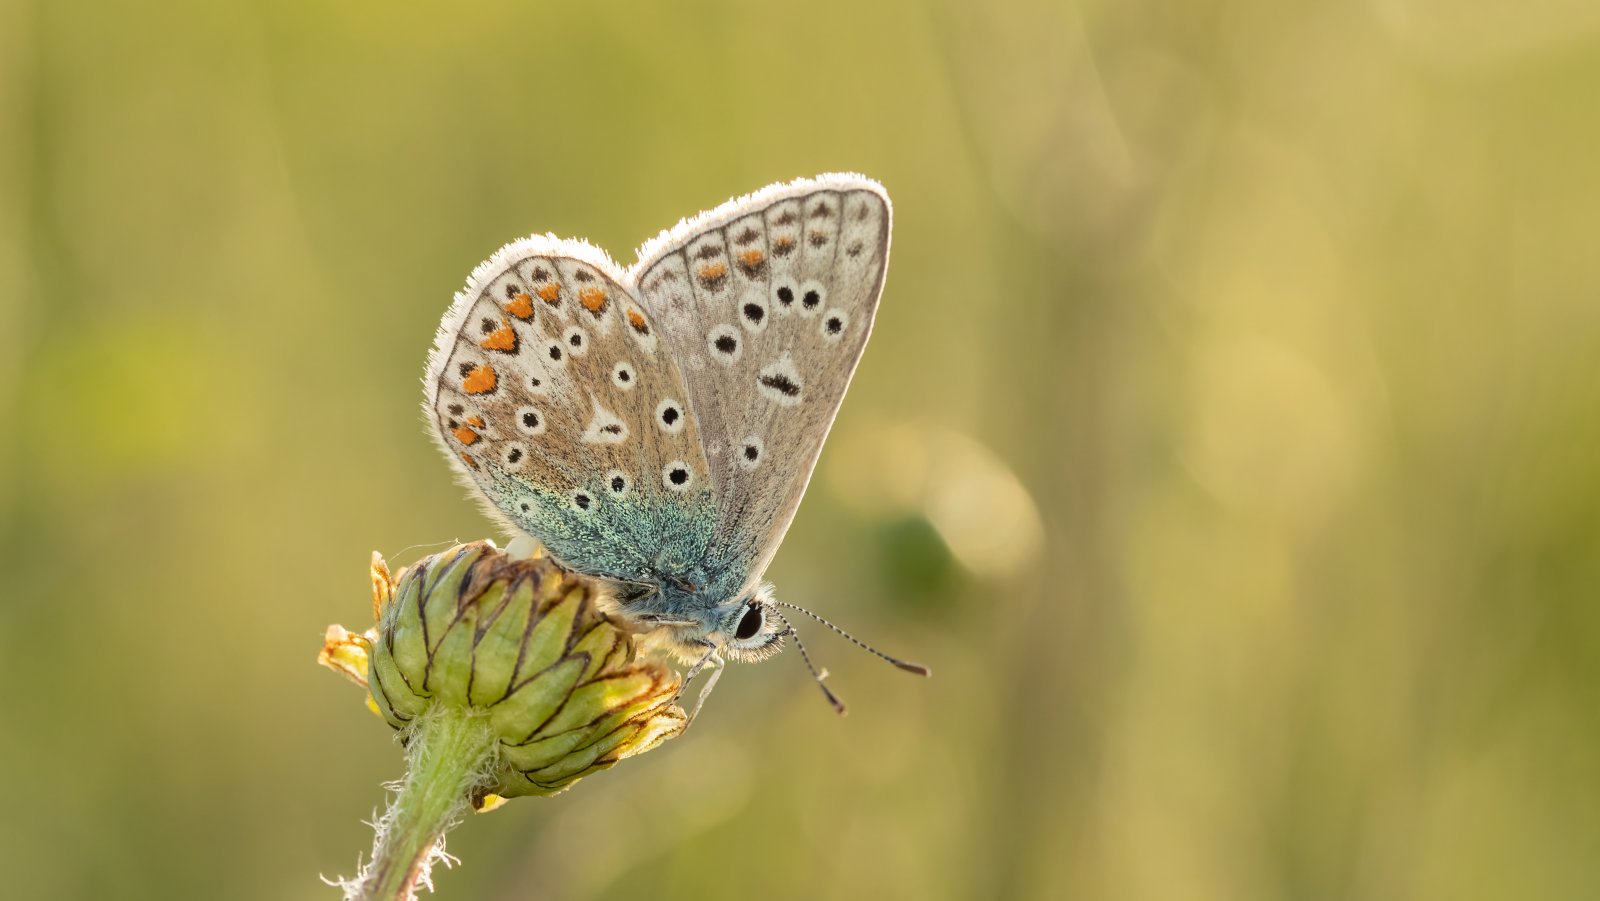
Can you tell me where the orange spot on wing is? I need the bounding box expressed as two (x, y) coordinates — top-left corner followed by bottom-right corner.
(462, 364), (497, 395)
(451, 425), (480, 445)
(505, 292), (534, 320)
(773, 236), (796, 252)
(626, 308), (649, 333)
(465, 415), (484, 428)
(578, 286), (608, 312)
(479, 321), (517, 352)
(738, 249), (764, 267)
(459, 452), (479, 470)
(537, 283), (561, 303)
(697, 262), (728, 280)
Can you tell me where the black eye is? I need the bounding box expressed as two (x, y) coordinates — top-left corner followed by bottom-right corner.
(734, 604), (763, 640)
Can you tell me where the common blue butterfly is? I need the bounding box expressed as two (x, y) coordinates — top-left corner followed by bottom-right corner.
(424, 174), (925, 716)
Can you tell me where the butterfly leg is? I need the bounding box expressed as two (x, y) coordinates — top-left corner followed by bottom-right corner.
(607, 577), (660, 608)
(632, 613), (701, 628)
(676, 642), (724, 725)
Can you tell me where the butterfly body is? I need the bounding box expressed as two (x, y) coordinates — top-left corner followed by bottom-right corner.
(425, 174), (890, 678)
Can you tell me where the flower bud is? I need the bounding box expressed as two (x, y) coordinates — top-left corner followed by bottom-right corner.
(321, 541), (686, 801)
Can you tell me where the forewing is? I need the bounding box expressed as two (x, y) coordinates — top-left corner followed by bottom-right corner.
(425, 236), (716, 583)
(630, 174), (891, 586)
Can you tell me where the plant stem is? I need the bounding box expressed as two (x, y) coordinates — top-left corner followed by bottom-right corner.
(352, 705), (496, 901)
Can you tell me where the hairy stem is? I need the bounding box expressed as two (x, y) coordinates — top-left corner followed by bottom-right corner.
(350, 706), (496, 901)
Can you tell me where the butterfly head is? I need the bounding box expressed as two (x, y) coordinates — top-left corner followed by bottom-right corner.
(635, 579), (928, 717)
(630, 581), (788, 664)
(715, 583), (788, 663)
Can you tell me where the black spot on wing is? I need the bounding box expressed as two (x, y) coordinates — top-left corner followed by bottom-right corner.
(759, 373), (800, 396)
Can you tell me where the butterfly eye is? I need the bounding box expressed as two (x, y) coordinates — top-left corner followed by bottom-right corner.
(734, 603), (764, 641)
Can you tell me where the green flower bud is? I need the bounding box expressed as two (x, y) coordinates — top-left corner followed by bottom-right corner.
(322, 541), (686, 802)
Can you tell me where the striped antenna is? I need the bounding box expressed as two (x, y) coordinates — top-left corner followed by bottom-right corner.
(775, 602), (932, 677)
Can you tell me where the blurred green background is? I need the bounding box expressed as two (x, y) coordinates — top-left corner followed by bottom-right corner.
(4, 0), (1599, 898)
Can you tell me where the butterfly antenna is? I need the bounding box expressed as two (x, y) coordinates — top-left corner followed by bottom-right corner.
(774, 602), (932, 677)
(772, 609), (848, 716)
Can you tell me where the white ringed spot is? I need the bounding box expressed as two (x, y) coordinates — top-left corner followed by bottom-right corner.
(796, 280), (826, 317)
(772, 276), (800, 315)
(737, 436), (765, 471)
(500, 441), (530, 472)
(514, 406), (546, 436)
(655, 398), (686, 434)
(739, 295), (769, 333)
(821, 309), (848, 341)
(707, 324), (742, 363)
(562, 325), (590, 357)
(569, 487), (596, 513)
(581, 401), (629, 445)
(756, 356), (804, 407)
(662, 461), (693, 492)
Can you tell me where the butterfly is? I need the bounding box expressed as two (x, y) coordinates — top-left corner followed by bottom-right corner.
(423, 174), (926, 716)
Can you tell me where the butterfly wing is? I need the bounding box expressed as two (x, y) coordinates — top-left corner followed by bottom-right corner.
(425, 235), (717, 585)
(629, 174), (891, 594)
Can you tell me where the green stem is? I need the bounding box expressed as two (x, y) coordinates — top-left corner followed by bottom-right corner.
(353, 705), (497, 901)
